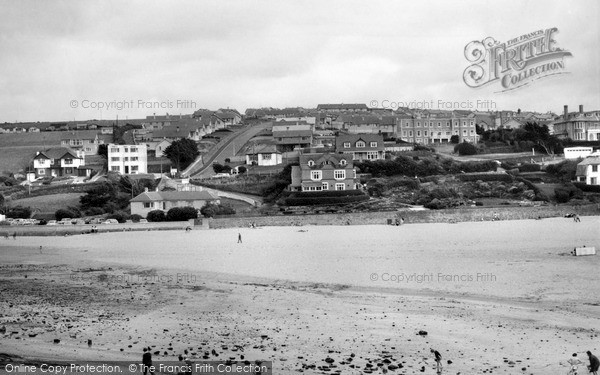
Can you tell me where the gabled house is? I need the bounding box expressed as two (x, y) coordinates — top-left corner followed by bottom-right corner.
(60, 130), (104, 155)
(130, 190), (220, 218)
(335, 134), (385, 161)
(272, 123), (313, 152)
(245, 145), (282, 166)
(33, 147), (86, 178)
(576, 156), (600, 185)
(289, 153), (356, 192)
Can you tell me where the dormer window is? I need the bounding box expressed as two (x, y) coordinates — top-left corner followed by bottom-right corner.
(307, 160), (315, 167)
(370, 142), (377, 147)
(340, 159), (347, 166)
(343, 142), (351, 148)
(356, 141), (366, 148)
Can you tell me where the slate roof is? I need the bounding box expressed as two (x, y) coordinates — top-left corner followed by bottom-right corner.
(34, 147), (79, 160)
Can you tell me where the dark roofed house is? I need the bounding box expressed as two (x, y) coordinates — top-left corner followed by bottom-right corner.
(130, 189), (220, 218)
(317, 104), (369, 113)
(245, 144), (282, 166)
(272, 127), (313, 152)
(32, 147), (88, 178)
(335, 134), (385, 161)
(289, 153), (357, 192)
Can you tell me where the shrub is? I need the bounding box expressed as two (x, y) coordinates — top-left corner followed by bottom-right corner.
(573, 182), (600, 192)
(454, 142), (478, 156)
(238, 166), (247, 174)
(450, 135), (459, 144)
(147, 210), (166, 222)
(166, 206), (198, 221)
(85, 207), (105, 216)
(130, 214), (143, 223)
(6, 205), (32, 219)
(55, 208), (80, 221)
(457, 174), (513, 183)
(107, 210), (130, 223)
(554, 187), (571, 203)
(518, 163), (542, 172)
(200, 203), (236, 218)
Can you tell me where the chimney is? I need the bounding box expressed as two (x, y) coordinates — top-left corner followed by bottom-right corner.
(563, 105), (568, 119)
(579, 105), (583, 114)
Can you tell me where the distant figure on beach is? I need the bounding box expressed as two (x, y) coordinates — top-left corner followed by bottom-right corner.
(142, 347), (154, 375)
(574, 214), (581, 222)
(4, 232), (8, 239)
(561, 353), (582, 374)
(588, 351), (599, 375)
(493, 212), (499, 221)
(185, 226), (192, 232)
(12, 232), (16, 240)
(238, 233), (242, 243)
(431, 348), (442, 373)
(39, 246), (42, 254)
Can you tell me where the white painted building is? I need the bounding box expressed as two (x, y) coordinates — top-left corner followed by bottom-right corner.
(576, 156), (600, 185)
(564, 147), (594, 160)
(108, 143), (148, 175)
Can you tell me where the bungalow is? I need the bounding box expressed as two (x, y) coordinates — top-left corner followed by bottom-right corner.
(130, 190), (220, 218)
(289, 153), (357, 192)
(335, 134), (385, 161)
(33, 147), (86, 178)
(576, 156), (600, 185)
(245, 145), (282, 166)
(28, 126), (41, 133)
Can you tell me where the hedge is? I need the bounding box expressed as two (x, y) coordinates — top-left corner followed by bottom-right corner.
(518, 163), (542, 172)
(572, 182), (600, 193)
(291, 190), (366, 198)
(457, 173), (514, 183)
(284, 195), (370, 206)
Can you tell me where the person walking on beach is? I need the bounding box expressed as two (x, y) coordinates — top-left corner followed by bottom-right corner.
(142, 347), (154, 375)
(431, 348), (442, 373)
(238, 233), (242, 243)
(12, 232), (16, 240)
(587, 351), (599, 375)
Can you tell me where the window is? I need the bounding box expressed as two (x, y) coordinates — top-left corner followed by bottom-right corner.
(130, 147), (138, 152)
(592, 177), (598, 185)
(409, 131), (413, 137)
(417, 122), (421, 127)
(593, 165), (598, 172)
(370, 142), (378, 147)
(334, 170), (346, 180)
(311, 171), (322, 181)
(335, 183), (345, 191)
(38, 169), (45, 175)
(124, 148), (129, 152)
(417, 131), (421, 137)
(111, 166), (119, 171)
(65, 168), (72, 174)
(340, 159), (347, 166)
(110, 147), (119, 153)
(424, 131), (428, 136)
(356, 141), (366, 148)
(367, 151), (378, 160)
(131, 157), (138, 161)
(64, 159), (73, 165)
(123, 157), (129, 161)
(438, 122), (441, 127)
(322, 182), (329, 190)
(402, 130), (407, 136)
(353, 169), (357, 178)
(131, 166), (139, 172)
(143, 202), (152, 208)
(343, 142), (351, 148)
(111, 157), (120, 162)
(85, 147), (92, 152)
(262, 154), (272, 160)
(307, 160), (315, 167)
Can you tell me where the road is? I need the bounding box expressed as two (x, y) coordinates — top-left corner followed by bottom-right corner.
(190, 122), (271, 179)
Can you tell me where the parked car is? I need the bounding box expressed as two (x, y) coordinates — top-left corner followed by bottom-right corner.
(139, 219), (148, 224)
(102, 219), (119, 224)
(46, 220), (57, 226)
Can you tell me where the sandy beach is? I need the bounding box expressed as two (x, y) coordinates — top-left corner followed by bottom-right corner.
(1, 217), (600, 374)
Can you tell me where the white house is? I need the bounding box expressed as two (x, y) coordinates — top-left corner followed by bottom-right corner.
(245, 145), (283, 166)
(33, 147), (86, 178)
(108, 143), (148, 175)
(129, 190), (220, 218)
(576, 156), (600, 185)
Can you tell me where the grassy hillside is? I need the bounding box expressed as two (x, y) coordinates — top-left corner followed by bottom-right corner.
(9, 193), (83, 215)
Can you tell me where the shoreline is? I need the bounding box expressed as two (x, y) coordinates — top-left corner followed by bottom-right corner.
(3, 204), (598, 236)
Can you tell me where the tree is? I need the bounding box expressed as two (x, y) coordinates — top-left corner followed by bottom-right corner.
(213, 163), (232, 174)
(164, 138), (200, 171)
(450, 135), (460, 144)
(119, 176), (155, 198)
(6, 206), (32, 219)
(55, 208), (80, 221)
(80, 182), (119, 210)
(238, 166), (247, 174)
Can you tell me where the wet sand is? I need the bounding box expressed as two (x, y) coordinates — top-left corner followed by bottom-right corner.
(1, 217), (600, 374)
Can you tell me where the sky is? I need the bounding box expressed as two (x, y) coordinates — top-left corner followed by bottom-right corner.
(0, 0), (599, 123)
